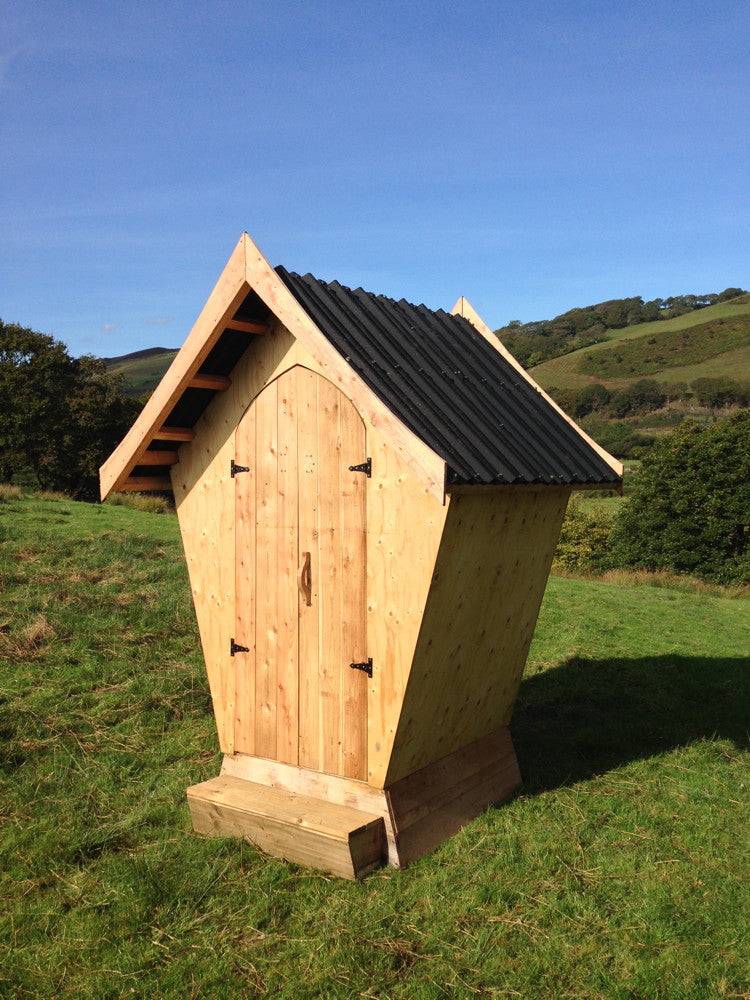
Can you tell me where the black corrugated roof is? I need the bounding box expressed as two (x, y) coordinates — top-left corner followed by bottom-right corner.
(275, 267), (620, 487)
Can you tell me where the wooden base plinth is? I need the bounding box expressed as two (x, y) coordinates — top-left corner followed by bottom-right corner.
(189, 727), (520, 877)
(187, 775), (386, 879)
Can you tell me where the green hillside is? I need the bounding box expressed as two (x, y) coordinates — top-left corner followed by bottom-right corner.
(530, 295), (750, 394)
(105, 347), (176, 397)
(2, 492), (749, 997)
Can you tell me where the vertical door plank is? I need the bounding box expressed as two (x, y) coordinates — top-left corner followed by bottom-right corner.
(234, 405), (257, 755)
(254, 380), (278, 758)
(275, 370), (299, 765)
(297, 368), (321, 770)
(339, 400), (368, 779)
(317, 378), (343, 774)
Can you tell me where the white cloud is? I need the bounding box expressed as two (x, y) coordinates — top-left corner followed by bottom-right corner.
(101, 322), (120, 333)
(144, 316), (174, 327)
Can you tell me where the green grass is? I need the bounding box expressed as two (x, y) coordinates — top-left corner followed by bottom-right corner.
(579, 316), (750, 380)
(106, 348), (177, 396)
(532, 296), (750, 393)
(2, 496), (749, 999)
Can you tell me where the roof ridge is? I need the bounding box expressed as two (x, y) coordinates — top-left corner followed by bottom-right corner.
(275, 264), (456, 321)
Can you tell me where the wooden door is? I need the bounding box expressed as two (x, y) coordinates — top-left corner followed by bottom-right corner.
(234, 366), (368, 780)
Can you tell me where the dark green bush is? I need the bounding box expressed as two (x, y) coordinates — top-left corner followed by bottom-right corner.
(581, 418), (655, 459)
(609, 379), (668, 417)
(608, 413), (750, 583)
(691, 376), (750, 408)
(572, 383), (611, 417)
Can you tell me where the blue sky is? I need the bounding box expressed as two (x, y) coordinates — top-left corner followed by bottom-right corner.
(2, 0), (749, 357)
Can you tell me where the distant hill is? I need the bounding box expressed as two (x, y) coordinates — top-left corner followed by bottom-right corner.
(524, 294), (750, 457)
(105, 347), (177, 397)
(497, 287), (747, 368)
(529, 295), (750, 394)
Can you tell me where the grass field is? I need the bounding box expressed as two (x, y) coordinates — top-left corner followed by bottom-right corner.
(2, 495), (749, 999)
(531, 296), (750, 394)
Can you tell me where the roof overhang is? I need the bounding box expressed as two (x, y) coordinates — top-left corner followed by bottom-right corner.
(99, 233), (447, 500)
(450, 296), (624, 482)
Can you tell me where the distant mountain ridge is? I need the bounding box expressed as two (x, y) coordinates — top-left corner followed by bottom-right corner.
(103, 346), (176, 364)
(105, 347), (177, 397)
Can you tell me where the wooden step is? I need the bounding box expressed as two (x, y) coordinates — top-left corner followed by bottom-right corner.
(187, 775), (386, 879)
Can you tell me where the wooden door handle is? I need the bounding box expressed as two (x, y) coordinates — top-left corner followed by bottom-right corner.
(299, 551), (312, 606)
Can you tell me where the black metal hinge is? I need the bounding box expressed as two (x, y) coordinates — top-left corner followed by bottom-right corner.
(231, 459), (250, 477)
(230, 638), (250, 656)
(350, 658), (373, 677)
(348, 457), (371, 477)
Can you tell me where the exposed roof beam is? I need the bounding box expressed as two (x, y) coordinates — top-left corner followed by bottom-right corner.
(189, 374), (231, 391)
(139, 451), (179, 466)
(156, 426), (194, 441)
(225, 319), (267, 334)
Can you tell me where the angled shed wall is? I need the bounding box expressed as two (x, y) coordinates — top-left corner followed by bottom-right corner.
(385, 487), (570, 784)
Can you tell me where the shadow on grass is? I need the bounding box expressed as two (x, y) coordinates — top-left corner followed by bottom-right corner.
(512, 655), (750, 794)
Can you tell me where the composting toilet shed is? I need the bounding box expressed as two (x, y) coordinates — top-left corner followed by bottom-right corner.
(100, 233), (623, 877)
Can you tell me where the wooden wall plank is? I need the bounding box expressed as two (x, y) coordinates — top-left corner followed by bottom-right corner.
(234, 403), (257, 755)
(173, 322), (445, 774)
(297, 367), (321, 770)
(316, 377), (343, 774)
(339, 400), (368, 780)
(254, 379), (279, 758)
(275, 369), (299, 765)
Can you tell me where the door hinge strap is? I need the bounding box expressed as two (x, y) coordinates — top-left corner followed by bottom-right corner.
(348, 457), (371, 477)
(231, 459), (250, 477)
(230, 638), (250, 656)
(350, 658), (373, 677)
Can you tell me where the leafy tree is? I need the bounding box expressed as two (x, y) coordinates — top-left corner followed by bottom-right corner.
(691, 377), (750, 408)
(581, 419), (655, 459)
(0, 321), (140, 498)
(609, 413), (750, 583)
(609, 379), (667, 417)
(572, 382), (611, 417)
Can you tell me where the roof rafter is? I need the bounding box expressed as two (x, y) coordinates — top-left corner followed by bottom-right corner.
(99, 233), (448, 500)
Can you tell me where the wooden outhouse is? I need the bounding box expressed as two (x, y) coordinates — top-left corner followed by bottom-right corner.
(100, 233), (622, 877)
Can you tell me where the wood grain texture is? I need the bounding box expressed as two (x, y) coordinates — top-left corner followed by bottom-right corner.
(386, 728), (520, 867)
(234, 403), (257, 756)
(221, 753), (397, 864)
(229, 363), (367, 777)
(173, 320), (294, 754)
(187, 774), (386, 879)
(297, 367), (321, 770)
(365, 429), (448, 787)
(254, 378), (279, 759)
(276, 370), (299, 765)
(189, 374), (231, 391)
(385, 488), (570, 783)
(119, 477), (173, 492)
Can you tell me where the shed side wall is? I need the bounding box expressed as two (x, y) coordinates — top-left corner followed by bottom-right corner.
(385, 488), (570, 784)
